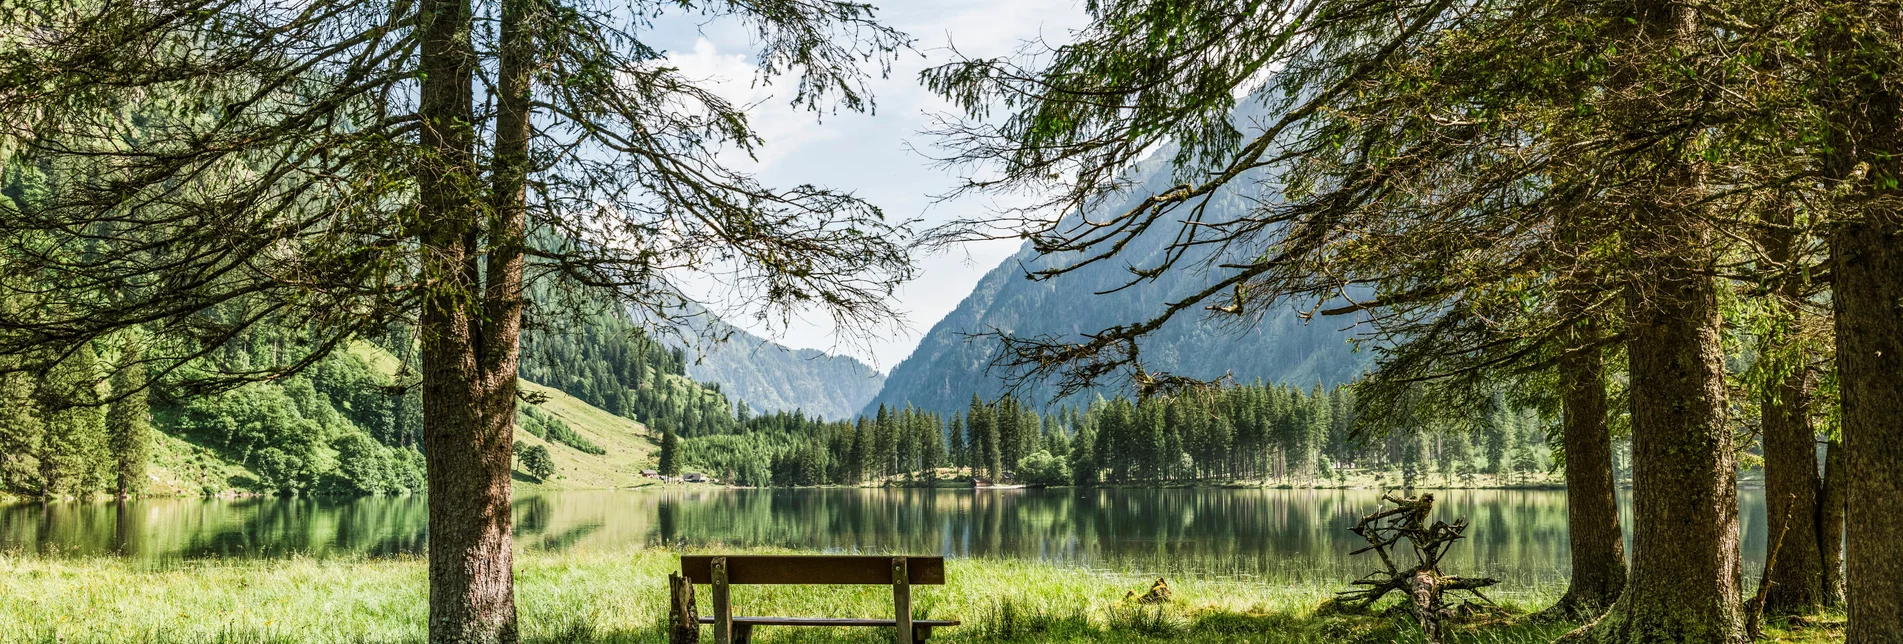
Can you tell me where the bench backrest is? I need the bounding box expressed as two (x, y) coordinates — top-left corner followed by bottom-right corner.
(680, 555), (945, 585)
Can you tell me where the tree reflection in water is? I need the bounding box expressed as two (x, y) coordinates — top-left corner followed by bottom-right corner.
(1, 488), (1768, 589)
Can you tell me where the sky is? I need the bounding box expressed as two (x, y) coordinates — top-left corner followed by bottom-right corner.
(649, 0), (1090, 371)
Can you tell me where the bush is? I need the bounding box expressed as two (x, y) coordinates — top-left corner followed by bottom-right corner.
(1017, 450), (1069, 486)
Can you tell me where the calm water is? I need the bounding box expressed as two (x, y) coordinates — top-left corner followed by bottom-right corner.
(0, 488), (1769, 588)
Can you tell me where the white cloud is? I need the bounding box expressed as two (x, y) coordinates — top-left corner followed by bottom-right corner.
(649, 1), (1089, 368)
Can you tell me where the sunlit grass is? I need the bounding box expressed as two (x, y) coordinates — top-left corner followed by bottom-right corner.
(0, 549), (1835, 643)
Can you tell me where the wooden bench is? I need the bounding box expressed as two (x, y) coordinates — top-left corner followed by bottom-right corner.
(667, 555), (959, 644)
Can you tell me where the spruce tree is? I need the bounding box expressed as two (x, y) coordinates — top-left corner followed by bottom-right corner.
(107, 340), (152, 499)
(36, 343), (108, 497)
(947, 413), (966, 470)
(658, 427), (680, 476)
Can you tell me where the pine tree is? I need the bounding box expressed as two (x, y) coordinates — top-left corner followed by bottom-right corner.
(658, 426), (680, 476)
(0, 349), (43, 494)
(1068, 419), (1097, 484)
(946, 413), (966, 470)
(36, 343), (109, 497)
(107, 340), (152, 498)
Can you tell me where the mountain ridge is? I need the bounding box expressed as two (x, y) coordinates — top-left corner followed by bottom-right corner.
(863, 151), (1371, 418)
(672, 318), (886, 421)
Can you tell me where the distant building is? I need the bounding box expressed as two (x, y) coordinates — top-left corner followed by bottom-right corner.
(640, 469), (659, 478)
(683, 472), (707, 483)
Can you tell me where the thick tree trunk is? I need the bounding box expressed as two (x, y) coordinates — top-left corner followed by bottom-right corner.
(1569, 2), (1746, 641)
(1551, 327), (1626, 619)
(1582, 253), (1745, 644)
(1834, 205), (1903, 644)
(1820, 6), (1903, 640)
(417, 0), (520, 639)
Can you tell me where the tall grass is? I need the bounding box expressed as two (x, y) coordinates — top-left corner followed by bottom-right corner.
(0, 549), (1837, 643)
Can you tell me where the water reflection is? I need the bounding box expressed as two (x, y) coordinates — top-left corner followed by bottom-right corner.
(1, 488), (1769, 584)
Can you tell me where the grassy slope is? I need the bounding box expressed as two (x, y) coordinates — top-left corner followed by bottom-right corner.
(515, 379), (659, 489)
(0, 549), (1843, 644)
(350, 342), (660, 490)
(141, 431), (260, 497)
(140, 343), (660, 496)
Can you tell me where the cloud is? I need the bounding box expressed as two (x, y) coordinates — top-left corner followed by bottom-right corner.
(649, 1), (1088, 367)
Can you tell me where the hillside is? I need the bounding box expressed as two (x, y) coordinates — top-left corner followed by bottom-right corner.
(864, 153), (1371, 418)
(130, 342), (660, 498)
(678, 320), (885, 421)
(350, 342), (660, 489)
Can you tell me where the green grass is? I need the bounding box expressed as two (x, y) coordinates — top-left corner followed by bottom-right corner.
(0, 549), (1843, 643)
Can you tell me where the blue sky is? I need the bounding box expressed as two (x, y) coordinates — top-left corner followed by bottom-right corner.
(651, 1), (1089, 370)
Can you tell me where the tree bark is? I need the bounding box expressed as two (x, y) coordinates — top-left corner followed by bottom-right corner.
(1551, 325), (1626, 619)
(417, 0), (520, 639)
(1756, 207), (1825, 615)
(1759, 365), (1824, 614)
(1833, 184), (1903, 644)
(1818, 438), (1846, 607)
(1571, 2), (1746, 640)
(1819, 5), (1903, 640)
(669, 572), (701, 644)
(1583, 244), (1745, 644)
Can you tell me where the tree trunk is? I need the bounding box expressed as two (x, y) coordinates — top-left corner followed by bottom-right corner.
(1550, 324), (1626, 619)
(1759, 367), (1824, 614)
(1581, 248), (1745, 644)
(1757, 207), (1826, 615)
(1833, 192), (1903, 644)
(417, 0), (520, 639)
(1820, 5), (1903, 640)
(1408, 570), (1445, 644)
(670, 572), (701, 644)
(1569, 3), (1745, 640)
(1818, 438), (1846, 607)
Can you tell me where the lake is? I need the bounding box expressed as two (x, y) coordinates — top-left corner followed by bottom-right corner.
(1, 488), (1770, 592)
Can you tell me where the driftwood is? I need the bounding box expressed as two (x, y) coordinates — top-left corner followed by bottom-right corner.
(669, 572), (700, 644)
(1325, 493), (1498, 644)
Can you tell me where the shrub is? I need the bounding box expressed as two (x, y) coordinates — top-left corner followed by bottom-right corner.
(1017, 450), (1069, 486)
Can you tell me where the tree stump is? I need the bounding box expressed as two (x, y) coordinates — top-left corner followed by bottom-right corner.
(669, 572), (700, 644)
(1329, 493), (1497, 644)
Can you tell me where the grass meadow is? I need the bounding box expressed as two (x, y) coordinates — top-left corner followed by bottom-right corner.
(0, 548), (1842, 643)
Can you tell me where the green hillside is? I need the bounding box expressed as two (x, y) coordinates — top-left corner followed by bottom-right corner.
(47, 342), (663, 500)
(349, 342), (660, 490)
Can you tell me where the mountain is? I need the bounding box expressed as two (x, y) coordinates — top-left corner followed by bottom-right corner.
(864, 152), (1372, 418)
(678, 322), (885, 421)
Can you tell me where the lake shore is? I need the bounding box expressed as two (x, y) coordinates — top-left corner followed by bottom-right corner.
(0, 549), (1838, 643)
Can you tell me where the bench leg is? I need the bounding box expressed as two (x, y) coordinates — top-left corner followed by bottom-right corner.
(893, 558), (912, 644)
(712, 557), (732, 644)
(913, 625), (933, 643)
(733, 623), (753, 644)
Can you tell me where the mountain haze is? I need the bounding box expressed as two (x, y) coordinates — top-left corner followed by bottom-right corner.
(865, 153), (1371, 418)
(681, 323), (886, 421)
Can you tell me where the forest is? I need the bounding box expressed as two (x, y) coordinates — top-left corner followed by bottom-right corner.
(661, 384), (1556, 491)
(3, 0), (1900, 643)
